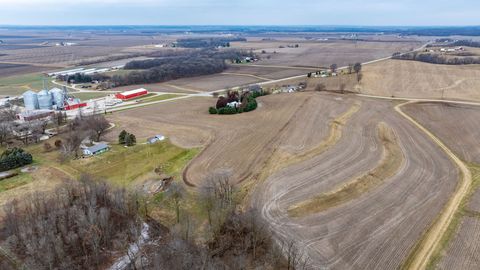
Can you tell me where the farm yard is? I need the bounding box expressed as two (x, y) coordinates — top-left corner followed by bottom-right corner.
(3, 26), (480, 270)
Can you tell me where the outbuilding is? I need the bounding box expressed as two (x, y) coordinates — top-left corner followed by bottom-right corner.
(83, 143), (109, 156)
(147, 135), (166, 144)
(115, 88), (149, 100)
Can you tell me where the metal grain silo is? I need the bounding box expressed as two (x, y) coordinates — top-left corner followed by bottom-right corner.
(49, 88), (64, 109)
(37, 89), (53, 110)
(23, 90), (39, 110)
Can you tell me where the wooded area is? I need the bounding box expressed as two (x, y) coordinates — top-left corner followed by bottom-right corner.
(112, 49), (253, 87)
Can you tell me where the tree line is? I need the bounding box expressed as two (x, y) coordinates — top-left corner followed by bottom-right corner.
(175, 37), (247, 48)
(392, 51), (480, 65)
(428, 39), (480, 48)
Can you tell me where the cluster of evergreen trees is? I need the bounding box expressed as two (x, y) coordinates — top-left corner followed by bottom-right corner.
(209, 90), (265, 115)
(0, 147), (33, 172)
(118, 130), (136, 146)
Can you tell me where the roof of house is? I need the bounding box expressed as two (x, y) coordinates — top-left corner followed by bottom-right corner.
(85, 143), (109, 153)
(119, 88), (148, 96)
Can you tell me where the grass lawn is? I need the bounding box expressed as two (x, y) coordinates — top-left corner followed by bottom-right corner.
(0, 73), (46, 96)
(0, 173), (33, 192)
(68, 141), (199, 187)
(127, 93), (156, 101)
(141, 94), (184, 102)
(72, 92), (113, 101)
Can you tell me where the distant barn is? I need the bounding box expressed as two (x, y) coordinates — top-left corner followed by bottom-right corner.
(115, 88), (148, 100)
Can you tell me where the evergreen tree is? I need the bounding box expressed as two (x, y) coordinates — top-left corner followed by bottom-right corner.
(118, 130), (128, 144)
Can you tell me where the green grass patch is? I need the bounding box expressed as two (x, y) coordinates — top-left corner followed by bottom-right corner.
(0, 172), (33, 192)
(68, 141), (198, 187)
(0, 73), (46, 96)
(127, 93), (156, 101)
(71, 92), (113, 101)
(140, 94), (184, 102)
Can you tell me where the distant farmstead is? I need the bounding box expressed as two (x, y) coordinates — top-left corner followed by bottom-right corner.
(115, 88), (149, 100)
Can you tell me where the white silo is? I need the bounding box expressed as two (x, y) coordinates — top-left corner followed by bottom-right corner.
(49, 88), (65, 109)
(37, 89), (53, 110)
(23, 90), (39, 110)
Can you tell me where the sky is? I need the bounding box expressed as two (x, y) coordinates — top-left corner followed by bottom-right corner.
(0, 0), (478, 26)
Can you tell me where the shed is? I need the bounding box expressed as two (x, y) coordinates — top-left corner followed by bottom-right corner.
(83, 143), (109, 156)
(147, 135), (166, 144)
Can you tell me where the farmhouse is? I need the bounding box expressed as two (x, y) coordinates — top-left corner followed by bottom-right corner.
(227, 101), (241, 108)
(115, 88), (149, 100)
(83, 143), (109, 156)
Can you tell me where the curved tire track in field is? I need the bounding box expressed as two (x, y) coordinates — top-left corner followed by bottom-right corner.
(252, 98), (459, 269)
(288, 122), (404, 217)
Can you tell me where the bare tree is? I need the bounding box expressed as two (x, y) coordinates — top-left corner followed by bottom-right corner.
(0, 107), (18, 122)
(354, 62), (362, 82)
(347, 63), (354, 74)
(0, 121), (12, 146)
(62, 129), (84, 159)
(282, 240), (309, 270)
(330, 63), (338, 74)
(85, 115), (110, 142)
(166, 182), (186, 224)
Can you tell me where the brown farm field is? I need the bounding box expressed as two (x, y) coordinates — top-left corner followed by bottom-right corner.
(403, 102), (480, 163)
(359, 59), (480, 101)
(403, 102), (480, 269)
(231, 38), (422, 68)
(106, 92), (460, 269)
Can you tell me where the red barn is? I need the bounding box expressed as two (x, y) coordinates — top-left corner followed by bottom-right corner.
(115, 88), (148, 100)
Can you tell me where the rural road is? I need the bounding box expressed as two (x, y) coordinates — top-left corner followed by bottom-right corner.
(395, 101), (472, 270)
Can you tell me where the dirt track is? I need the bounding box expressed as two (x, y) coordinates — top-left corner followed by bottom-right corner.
(251, 97), (459, 269)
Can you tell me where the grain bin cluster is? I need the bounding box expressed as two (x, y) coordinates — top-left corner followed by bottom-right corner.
(22, 88), (86, 111)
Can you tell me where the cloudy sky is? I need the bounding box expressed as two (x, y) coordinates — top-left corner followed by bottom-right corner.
(0, 0), (477, 26)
